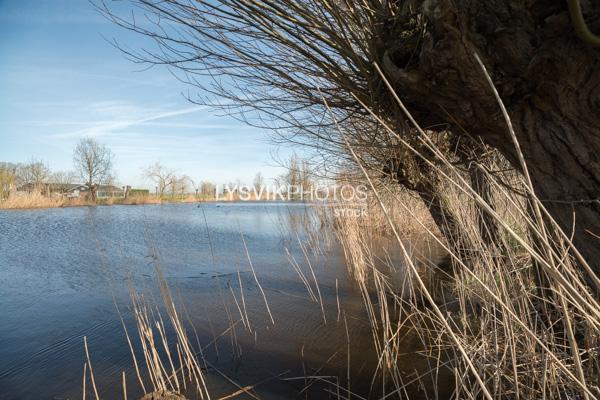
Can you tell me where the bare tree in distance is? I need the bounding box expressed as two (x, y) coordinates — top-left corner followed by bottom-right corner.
(73, 138), (114, 201)
(50, 170), (78, 195)
(143, 162), (176, 198)
(170, 175), (193, 198)
(199, 181), (216, 199)
(16, 159), (51, 192)
(253, 172), (264, 193)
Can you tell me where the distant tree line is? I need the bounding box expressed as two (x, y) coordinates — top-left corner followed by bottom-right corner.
(0, 159), (76, 199)
(0, 137), (115, 201)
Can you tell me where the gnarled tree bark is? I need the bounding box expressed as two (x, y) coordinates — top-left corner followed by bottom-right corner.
(382, 0), (600, 286)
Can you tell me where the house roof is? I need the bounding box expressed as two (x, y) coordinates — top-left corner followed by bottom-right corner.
(96, 185), (124, 192)
(63, 184), (87, 190)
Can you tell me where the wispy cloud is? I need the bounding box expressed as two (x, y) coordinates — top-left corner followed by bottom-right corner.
(52, 105), (208, 139)
(0, 0), (283, 186)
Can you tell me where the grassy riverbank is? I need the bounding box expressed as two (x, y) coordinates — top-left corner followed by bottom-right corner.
(325, 173), (599, 398)
(0, 192), (215, 210)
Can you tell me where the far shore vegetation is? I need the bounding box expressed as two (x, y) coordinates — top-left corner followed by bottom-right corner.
(0, 191), (205, 210)
(0, 140), (314, 210)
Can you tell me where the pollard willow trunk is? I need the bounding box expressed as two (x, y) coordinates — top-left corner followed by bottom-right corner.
(382, 0), (600, 289)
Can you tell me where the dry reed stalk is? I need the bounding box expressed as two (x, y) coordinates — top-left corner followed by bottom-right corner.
(296, 232), (327, 324)
(316, 59), (600, 399)
(83, 363), (87, 400)
(236, 271), (252, 332)
(83, 336), (100, 400)
(115, 298), (147, 393)
(335, 279), (341, 323)
(227, 281), (249, 332)
(122, 371), (127, 400)
(239, 230), (275, 326)
(285, 246), (318, 302)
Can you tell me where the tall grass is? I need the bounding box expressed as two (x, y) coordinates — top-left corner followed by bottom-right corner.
(330, 179), (599, 398)
(82, 259), (212, 400)
(323, 61), (600, 399)
(83, 169), (598, 399)
(98, 195), (162, 206)
(0, 192), (89, 209)
(0, 193), (190, 209)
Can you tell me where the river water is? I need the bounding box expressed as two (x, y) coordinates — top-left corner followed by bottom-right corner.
(0, 202), (451, 399)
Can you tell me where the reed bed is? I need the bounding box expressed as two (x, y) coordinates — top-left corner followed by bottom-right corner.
(323, 64), (600, 399)
(82, 259), (213, 400)
(99, 195), (163, 206)
(0, 192), (87, 209)
(330, 181), (600, 398)
(83, 171), (598, 399)
(90, 167), (599, 399)
(0, 193), (192, 209)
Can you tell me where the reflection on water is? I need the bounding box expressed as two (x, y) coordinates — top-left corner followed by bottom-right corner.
(0, 202), (451, 399)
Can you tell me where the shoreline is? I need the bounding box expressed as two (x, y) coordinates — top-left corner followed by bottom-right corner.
(0, 197), (305, 211)
(0, 196), (204, 211)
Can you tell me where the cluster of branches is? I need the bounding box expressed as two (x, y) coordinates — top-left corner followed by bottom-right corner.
(142, 162), (194, 198)
(99, 0), (600, 285)
(73, 137), (116, 200)
(98, 0), (499, 251)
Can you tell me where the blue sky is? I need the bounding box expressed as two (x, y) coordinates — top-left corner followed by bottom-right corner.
(0, 0), (290, 188)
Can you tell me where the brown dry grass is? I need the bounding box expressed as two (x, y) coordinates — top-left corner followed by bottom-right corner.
(322, 61), (600, 399)
(100, 195), (163, 206)
(0, 192), (90, 209)
(0, 193), (200, 209)
(83, 256), (213, 400)
(327, 160), (600, 397)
